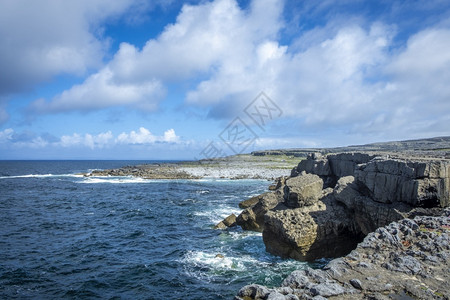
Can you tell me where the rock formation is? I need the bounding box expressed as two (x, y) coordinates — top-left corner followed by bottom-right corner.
(236, 192), (283, 231)
(214, 213), (237, 229)
(235, 209), (450, 299)
(234, 152), (450, 261)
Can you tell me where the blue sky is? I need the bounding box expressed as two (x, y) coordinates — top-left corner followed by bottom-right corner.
(1, 0), (450, 160)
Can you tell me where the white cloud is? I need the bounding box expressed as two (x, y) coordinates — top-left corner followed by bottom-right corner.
(30, 68), (165, 113)
(15, 0), (450, 145)
(0, 127), (179, 150)
(0, 0), (152, 96)
(60, 131), (114, 149)
(116, 127), (157, 144)
(163, 129), (180, 143)
(0, 128), (14, 142)
(116, 127), (180, 144)
(28, 0), (284, 114)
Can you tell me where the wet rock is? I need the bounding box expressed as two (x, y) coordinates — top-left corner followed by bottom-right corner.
(215, 213), (237, 229)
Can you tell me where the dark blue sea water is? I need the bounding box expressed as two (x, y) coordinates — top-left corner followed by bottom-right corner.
(0, 161), (312, 299)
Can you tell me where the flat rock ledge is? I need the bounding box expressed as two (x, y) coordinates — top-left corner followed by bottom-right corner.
(235, 209), (450, 300)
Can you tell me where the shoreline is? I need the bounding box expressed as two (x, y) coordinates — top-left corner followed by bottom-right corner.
(82, 154), (298, 180)
(81, 137), (450, 299)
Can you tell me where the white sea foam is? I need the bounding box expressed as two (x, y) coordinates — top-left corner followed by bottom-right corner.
(227, 231), (262, 241)
(0, 174), (83, 179)
(193, 205), (242, 225)
(80, 176), (158, 184)
(182, 251), (257, 272)
(196, 190), (210, 194)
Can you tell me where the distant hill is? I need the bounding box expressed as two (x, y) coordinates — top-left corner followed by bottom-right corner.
(251, 136), (450, 157)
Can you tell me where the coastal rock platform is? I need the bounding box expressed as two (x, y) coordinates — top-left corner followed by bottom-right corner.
(235, 209), (450, 300)
(232, 151), (449, 299)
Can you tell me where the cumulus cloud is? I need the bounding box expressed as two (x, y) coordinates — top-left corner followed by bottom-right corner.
(59, 131), (114, 149)
(116, 127), (180, 144)
(27, 0), (283, 115)
(30, 68), (165, 113)
(13, 0), (450, 145)
(0, 0), (154, 97)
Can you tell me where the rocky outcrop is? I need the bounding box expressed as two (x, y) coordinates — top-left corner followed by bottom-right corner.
(236, 210), (450, 300)
(284, 173), (323, 208)
(88, 165), (201, 179)
(263, 194), (362, 261)
(238, 152), (450, 261)
(355, 157), (450, 207)
(214, 213), (237, 229)
(236, 192), (283, 231)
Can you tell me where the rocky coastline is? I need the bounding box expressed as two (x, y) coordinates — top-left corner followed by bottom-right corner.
(82, 154), (298, 180)
(229, 151), (449, 299)
(83, 136), (450, 299)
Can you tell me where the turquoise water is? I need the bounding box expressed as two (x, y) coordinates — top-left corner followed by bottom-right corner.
(0, 161), (309, 299)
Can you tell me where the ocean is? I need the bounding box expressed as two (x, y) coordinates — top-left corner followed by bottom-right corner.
(0, 160), (315, 299)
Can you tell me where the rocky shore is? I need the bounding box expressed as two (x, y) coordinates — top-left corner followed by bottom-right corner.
(226, 151), (449, 299)
(83, 136), (450, 299)
(236, 209), (449, 299)
(83, 154), (298, 180)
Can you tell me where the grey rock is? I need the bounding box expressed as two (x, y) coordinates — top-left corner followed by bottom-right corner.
(235, 151), (450, 299)
(349, 278), (362, 289)
(239, 195), (261, 209)
(236, 192), (282, 231)
(215, 213), (237, 229)
(238, 213), (450, 300)
(267, 291), (288, 300)
(309, 282), (346, 297)
(284, 174), (323, 208)
(237, 284), (271, 299)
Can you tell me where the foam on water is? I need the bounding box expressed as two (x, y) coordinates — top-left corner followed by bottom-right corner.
(0, 161), (311, 299)
(80, 176), (158, 184)
(0, 173), (83, 179)
(183, 251), (246, 271)
(193, 205), (242, 225)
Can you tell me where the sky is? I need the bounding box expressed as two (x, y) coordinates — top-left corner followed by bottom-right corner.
(1, 0), (450, 160)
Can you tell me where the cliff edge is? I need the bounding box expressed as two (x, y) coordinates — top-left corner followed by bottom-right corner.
(230, 152), (449, 299)
(234, 152), (449, 261)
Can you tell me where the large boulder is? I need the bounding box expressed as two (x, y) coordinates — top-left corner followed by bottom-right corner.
(327, 153), (375, 178)
(292, 153), (331, 177)
(214, 213), (237, 229)
(283, 173), (323, 208)
(234, 152), (450, 263)
(236, 192), (282, 232)
(263, 196), (361, 261)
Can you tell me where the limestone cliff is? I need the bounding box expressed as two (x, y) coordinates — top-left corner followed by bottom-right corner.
(236, 209), (450, 300)
(235, 152), (449, 261)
